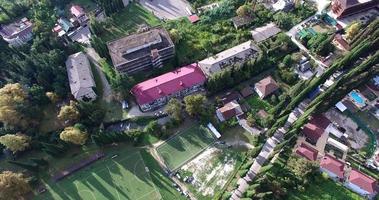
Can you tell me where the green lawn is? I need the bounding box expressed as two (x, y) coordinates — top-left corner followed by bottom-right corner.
(37, 151), (160, 200)
(100, 3), (161, 42)
(355, 110), (379, 131)
(245, 95), (273, 111)
(156, 125), (216, 170)
(288, 178), (363, 200)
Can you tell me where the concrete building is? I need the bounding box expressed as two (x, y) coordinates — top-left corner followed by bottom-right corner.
(131, 63), (206, 112)
(0, 18), (33, 46)
(198, 41), (260, 76)
(66, 52), (97, 101)
(251, 23), (281, 43)
(107, 28), (175, 74)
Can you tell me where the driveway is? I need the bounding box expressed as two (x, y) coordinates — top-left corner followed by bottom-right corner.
(139, 0), (192, 20)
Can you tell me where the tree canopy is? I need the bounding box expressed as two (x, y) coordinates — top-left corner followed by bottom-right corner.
(0, 171), (31, 199)
(57, 101), (80, 124)
(165, 98), (183, 122)
(59, 126), (88, 145)
(0, 83), (29, 128)
(184, 94), (207, 117)
(0, 134), (31, 153)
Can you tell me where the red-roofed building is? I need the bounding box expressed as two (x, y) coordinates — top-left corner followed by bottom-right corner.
(302, 114), (331, 144)
(302, 123), (325, 144)
(254, 76), (279, 98)
(320, 155), (345, 179)
(188, 15), (200, 23)
(296, 143), (318, 161)
(216, 101), (243, 122)
(131, 63), (206, 111)
(70, 5), (85, 18)
(331, 0), (378, 19)
(345, 169), (378, 198)
(333, 34), (350, 51)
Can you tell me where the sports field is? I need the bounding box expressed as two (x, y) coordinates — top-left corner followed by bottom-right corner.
(37, 152), (161, 200)
(156, 125), (216, 170)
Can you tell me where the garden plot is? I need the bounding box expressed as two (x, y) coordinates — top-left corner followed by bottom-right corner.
(180, 147), (241, 198)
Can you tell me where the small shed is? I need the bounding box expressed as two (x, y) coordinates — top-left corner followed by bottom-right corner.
(231, 16), (253, 29)
(207, 123), (221, 139)
(188, 15), (200, 24)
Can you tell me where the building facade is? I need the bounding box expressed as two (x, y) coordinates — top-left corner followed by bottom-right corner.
(0, 18), (33, 46)
(108, 28), (175, 74)
(198, 41), (260, 76)
(331, 0), (378, 19)
(131, 63), (206, 112)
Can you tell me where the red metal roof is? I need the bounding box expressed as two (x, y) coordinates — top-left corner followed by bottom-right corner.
(188, 15), (200, 23)
(70, 5), (85, 18)
(131, 63), (206, 105)
(309, 114), (331, 130)
(349, 169), (378, 194)
(320, 155), (345, 178)
(296, 143), (318, 161)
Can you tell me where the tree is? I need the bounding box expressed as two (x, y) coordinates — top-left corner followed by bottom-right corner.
(346, 22), (360, 40)
(165, 98), (183, 122)
(77, 101), (105, 127)
(247, 113), (256, 127)
(57, 101), (80, 124)
(0, 134), (31, 153)
(287, 155), (318, 180)
(0, 171), (31, 199)
(0, 83), (29, 128)
(29, 85), (49, 106)
(169, 29), (181, 44)
(236, 5), (252, 17)
(144, 120), (162, 137)
(46, 91), (59, 103)
(184, 94), (207, 117)
(59, 127), (88, 145)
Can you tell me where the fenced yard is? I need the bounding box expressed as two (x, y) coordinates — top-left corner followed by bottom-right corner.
(156, 125), (216, 170)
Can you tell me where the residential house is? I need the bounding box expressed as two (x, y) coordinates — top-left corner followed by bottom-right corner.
(0, 18), (33, 46)
(66, 52), (97, 101)
(333, 34), (350, 51)
(331, 0), (378, 19)
(296, 143), (319, 161)
(251, 23), (281, 43)
(108, 28), (175, 74)
(216, 101), (243, 122)
(345, 169), (378, 199)
(198, 41), (260, 76)
(302, 114), (331, 144)
(320, 154), (345, 180)
(131, 63), (206, 112)
(254, 76), (279, 99)
(70, 5), (89, 25)
(231, 16), (253, 29)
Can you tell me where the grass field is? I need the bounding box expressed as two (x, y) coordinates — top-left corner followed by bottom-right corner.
(100, 3), (161, 42)
(246, 95), (273, 111)
(156, 125), (216, 170)
(37, 151), (161, 200)
(288, 178), (363, 200)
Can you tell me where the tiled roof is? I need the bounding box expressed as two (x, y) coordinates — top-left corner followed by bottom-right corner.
(255, 76), (279, 98)
(303, 123), (324, 143)
(70, 5), (85, 18)
(131, 63), (206, 105)
(349, 169), (378, 194)
(188, 15), (200, 23)
(320, 155), (345, 178)
(296, 143), (318, 161)
(218, 101), (242, 121)
(240, 86), (254, 97)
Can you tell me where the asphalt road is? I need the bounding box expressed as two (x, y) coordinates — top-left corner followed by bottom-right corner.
(139, 0), (192, 20)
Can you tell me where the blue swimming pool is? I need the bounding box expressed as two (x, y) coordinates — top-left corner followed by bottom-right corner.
(349, 91), (365, 106)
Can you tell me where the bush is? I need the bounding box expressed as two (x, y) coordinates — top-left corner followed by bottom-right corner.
(221, 192), (232, 200)
(238, 169), (249, 177)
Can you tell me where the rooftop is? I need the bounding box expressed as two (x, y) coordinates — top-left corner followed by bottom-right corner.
(65, 52), (96, 99)
(296, 143), (318, 161)
(107, 28), (174, 67)
(320, 154), (345, 178)
(0, 18), (33, 39)
(349, 169), (378, 194)
(131, 63), (206, 105)
(231, 16), (253, 28)
(255, 76), (279, 98)
(218, 101), (242, 121)
(70, 5), (85, 18)
(251, 23), (281, 42)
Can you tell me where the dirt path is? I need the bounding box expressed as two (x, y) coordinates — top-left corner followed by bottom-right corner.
(85, 47), (113, 102)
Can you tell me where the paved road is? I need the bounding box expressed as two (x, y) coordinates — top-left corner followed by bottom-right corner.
(86, 48), (113, 102)
(139, 0), (192, 20)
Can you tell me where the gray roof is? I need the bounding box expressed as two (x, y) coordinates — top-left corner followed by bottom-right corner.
(66, 52), (96, 99)
(251, 23), (281, 42)
(0, 18), (33, 39)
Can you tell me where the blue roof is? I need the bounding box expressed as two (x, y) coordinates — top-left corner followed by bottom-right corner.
(308, 86), (320, 100)
(58, 18), (73, 32)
